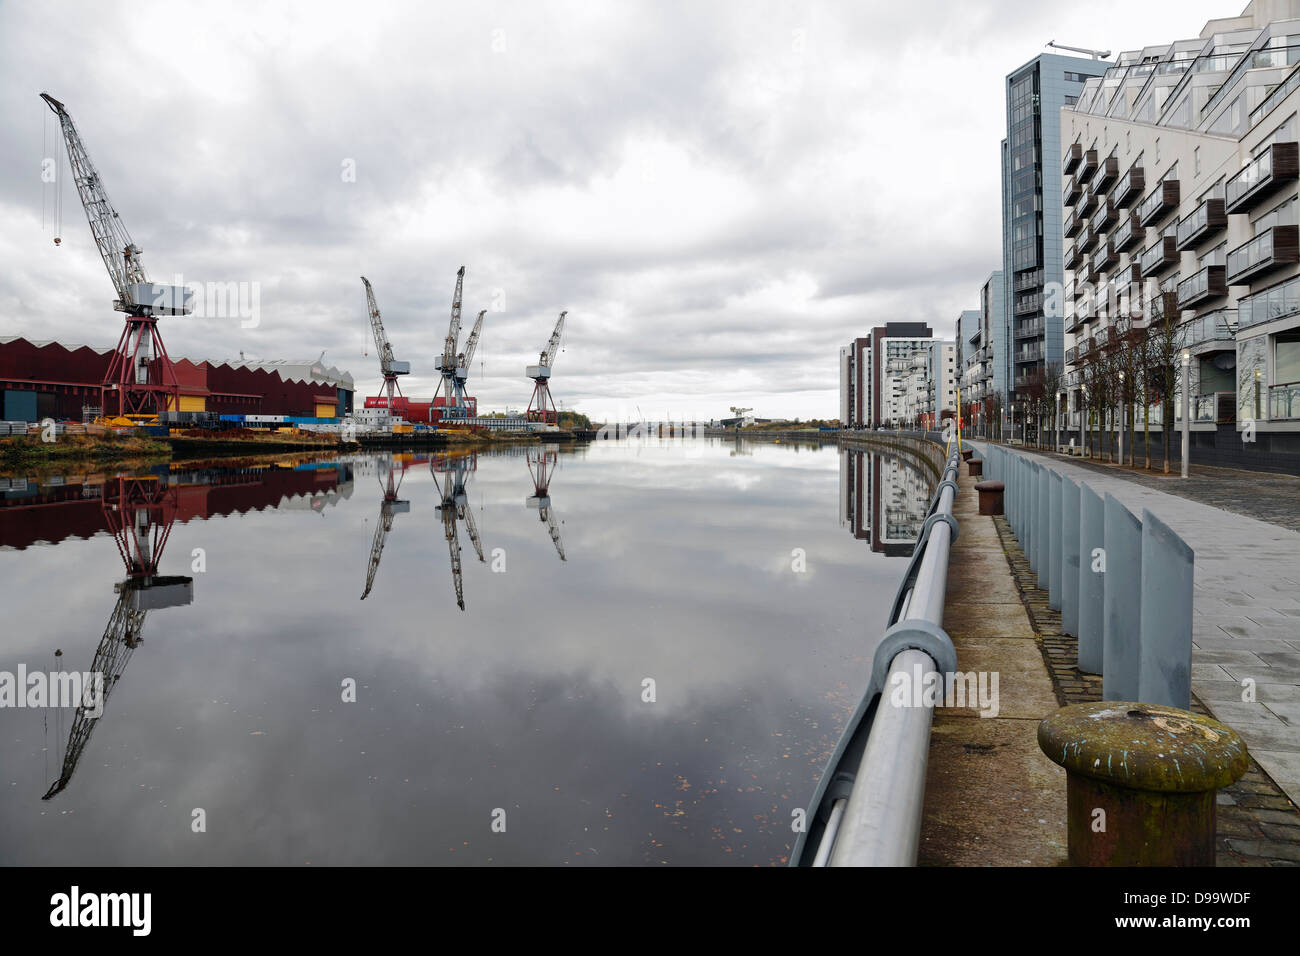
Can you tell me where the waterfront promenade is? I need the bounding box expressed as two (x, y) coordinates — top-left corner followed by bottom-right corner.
(967, 441), (1300, 807)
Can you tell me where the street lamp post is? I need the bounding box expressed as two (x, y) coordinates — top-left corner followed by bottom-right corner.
(1056, 390), (1064, 455)
(1181, 350), (1191, 479)
(1118, 371), (1126, 467)
(1080, 384), (1088, 458)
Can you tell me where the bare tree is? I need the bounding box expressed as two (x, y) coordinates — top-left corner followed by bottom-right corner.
(1144, 290), (1189, 474)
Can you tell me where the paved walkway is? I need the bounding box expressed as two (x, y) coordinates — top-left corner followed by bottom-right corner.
(969, 441), (1300, 807)
(918, 464), (1067, 865)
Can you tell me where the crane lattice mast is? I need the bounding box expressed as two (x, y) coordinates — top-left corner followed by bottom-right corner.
(361, 277), (410, 410)
(451, 309), (486, 418)
(436, 267), (466, 418)
(526, 311), (566, 425)
(40, 93), (191, 419)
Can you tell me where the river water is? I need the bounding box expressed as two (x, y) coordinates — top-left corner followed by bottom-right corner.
(0, 437), (931, 865)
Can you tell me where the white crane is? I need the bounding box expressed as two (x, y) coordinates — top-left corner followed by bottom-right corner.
(41, 93), (193, 419)
(1047, 40), (1111, 60)
(436, 267), (467, 420)
(361, 277), (411, 411)
(526, 311), (566, 425)
(452, 309), (486, 418)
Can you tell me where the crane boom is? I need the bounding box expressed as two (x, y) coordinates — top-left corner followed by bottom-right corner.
(459, 310), (486, 371)
(539, 311), (566, 369)
(41, 93), (146, 312)
(361, 277), (396, 376)
(441, 267), (465, 372)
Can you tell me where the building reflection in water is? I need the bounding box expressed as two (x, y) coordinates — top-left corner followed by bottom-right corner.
(838, 447), (931, 556)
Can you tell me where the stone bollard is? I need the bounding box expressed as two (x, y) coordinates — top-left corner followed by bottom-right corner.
(1038, 701), (1249, 866)
(968, 458), (983, 477)
(973, 480), (1004, 516)
(960, 449), (973, 462)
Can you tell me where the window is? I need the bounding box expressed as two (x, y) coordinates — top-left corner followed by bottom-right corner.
(1065, 95), (1079, 106)
(1278, 331), (1300, 385)
(1155, 137), (1160, 163)
(1126, 130), (1131, 154)
(1194, 146), (1201, 176)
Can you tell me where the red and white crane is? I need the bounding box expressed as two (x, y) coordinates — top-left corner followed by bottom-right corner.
(41, 93), (192, 419)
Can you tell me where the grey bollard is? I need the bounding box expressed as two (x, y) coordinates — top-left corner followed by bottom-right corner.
(1028, 463), (1040, 574)
(1039, 465), (1053, 595)
(1061, 477), (1080, 638)
(1049, 470), (1062, 612)
(1078, 483), (1104, 674)
(1102, 494), (1143, 702)
(1139, 509), (1195, 709)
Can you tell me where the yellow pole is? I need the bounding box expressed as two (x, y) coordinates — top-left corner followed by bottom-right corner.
(956, 386), (963, 454)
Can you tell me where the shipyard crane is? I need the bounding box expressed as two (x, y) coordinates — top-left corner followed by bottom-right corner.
(361, 277), (411, 411)
(526, 445), (566, 561)
(43, 477), (193, 800)
(40, 93), (192, 419)
(526, 312), (567, 424)
(451, 309), (486, 418)
(360, 454), (412, 600)
(430, 453), (485, 610)
(436, 267), (466, 419)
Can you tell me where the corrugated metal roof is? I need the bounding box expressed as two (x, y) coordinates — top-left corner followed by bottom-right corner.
(0, 336), (354, 389)
(0, 335), (113, 355)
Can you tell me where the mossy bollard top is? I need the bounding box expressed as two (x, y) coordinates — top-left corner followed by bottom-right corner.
(1038, 702), (1248, 791)
(1038, 701), (1249, 866)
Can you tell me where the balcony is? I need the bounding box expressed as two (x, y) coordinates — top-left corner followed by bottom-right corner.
(1064, 345), (1077, 366)
(1077, 149), (1098, 183)
(1079, 224), (1099, 254)
(1065, 241), (1084, 270)
(1176, 265), (1227, 308)
(1175, 198), (1227, 250)
(1014, 292), (1044, 316)
(1093, 241), (1118, 275)
(1063, 142), (1083, 175)
(1016, 343), (1044, 363)
(1065, 207), (1086, 238)
(1015, 318), (1044, 339)
(1225, 142), (1300, 214)
(1111, 213), (1144, 253)
(1139, 235), (1179, 277)
(1112, 165), (1146, 208)
(1137, 179), (1181, 227)
(1013, 270), (1042, 292)
(1091, 155), (1119, 194)
(1094, 197), (1118, 232)
(1183, 309), (1238, 349)
(1064, 176), (1082, 207)
(1078, 188), (1098, 216)
(1226, 224), (1300, 284)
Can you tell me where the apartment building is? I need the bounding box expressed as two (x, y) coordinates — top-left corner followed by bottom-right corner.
(1062, 0), (1300, 467)
(1003, 54), (1111, 409)
(838, 323), (934, 428)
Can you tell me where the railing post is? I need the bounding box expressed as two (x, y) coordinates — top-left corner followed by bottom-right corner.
(1139, 509), (1195, 709)
(1049, 470), (1062, 612)
(1061, 476), (1080, 636)
(1078, 483), (1105, 674)
(1102, 494), (1143, 702)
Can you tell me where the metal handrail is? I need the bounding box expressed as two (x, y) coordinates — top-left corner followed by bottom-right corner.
(794, 435), (961, 866)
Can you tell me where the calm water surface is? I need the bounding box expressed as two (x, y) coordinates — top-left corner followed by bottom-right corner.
(0, 438), (930, 865)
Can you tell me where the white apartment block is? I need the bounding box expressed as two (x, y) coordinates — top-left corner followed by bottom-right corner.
(1062, 0), (1300, 465)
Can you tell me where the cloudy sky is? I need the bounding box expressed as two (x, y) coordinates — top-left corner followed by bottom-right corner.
(0, 0), (1234, 421)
